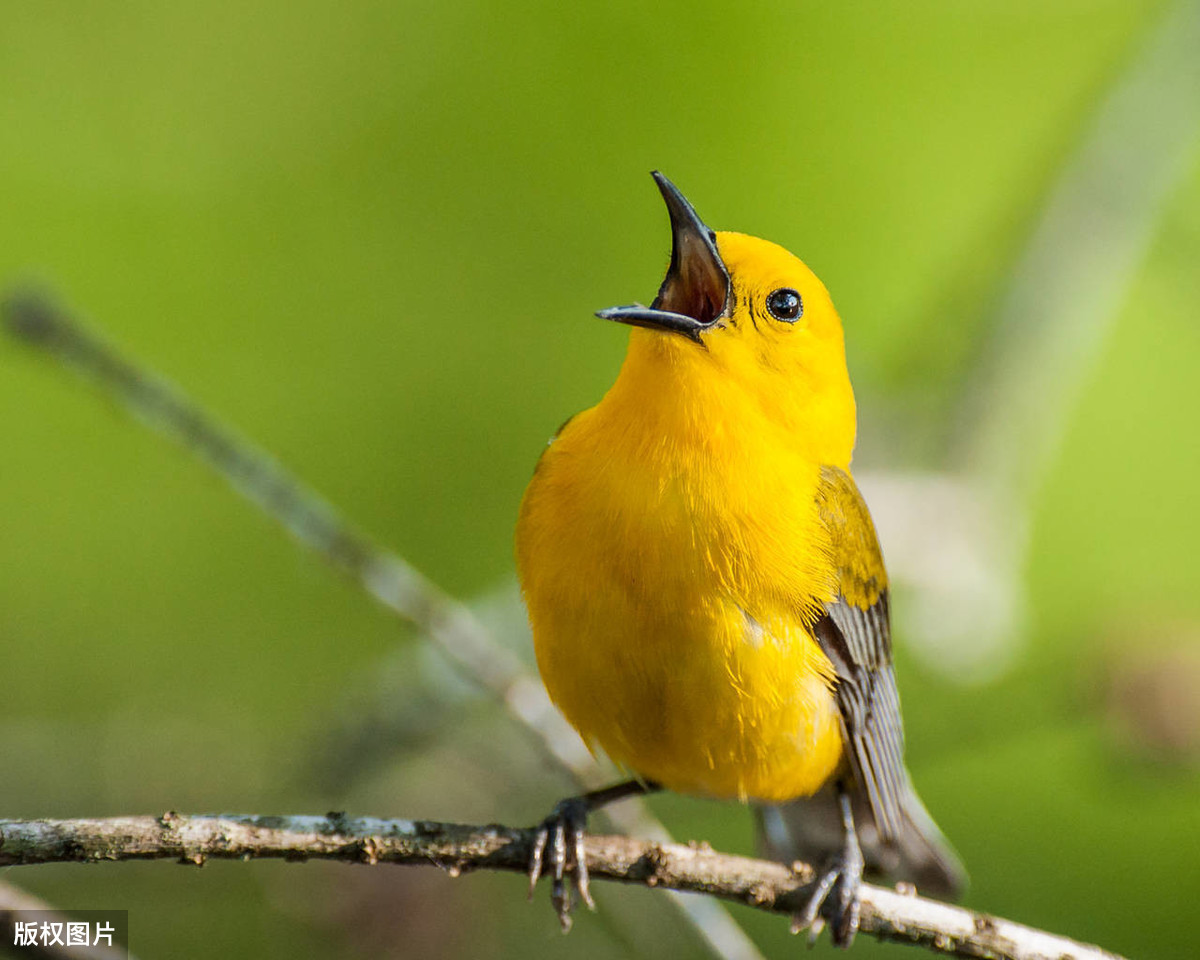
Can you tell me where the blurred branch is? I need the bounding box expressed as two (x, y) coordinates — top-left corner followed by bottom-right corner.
(0, 883), (134, 960)
(875, 0), (1200, 681)
(956, 0), (1200, 501)
(0, 293), (583, 773)
(0, 814), (1124, 960)
(0, 294), (763, 960)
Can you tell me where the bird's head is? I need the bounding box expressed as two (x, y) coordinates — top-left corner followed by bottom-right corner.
(599, 172), (855, 462)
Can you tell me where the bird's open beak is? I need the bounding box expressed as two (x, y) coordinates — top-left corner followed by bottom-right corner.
(597, 172), (731, 344)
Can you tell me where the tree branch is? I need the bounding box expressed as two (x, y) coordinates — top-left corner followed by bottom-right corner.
(0, 815), (1121, 960)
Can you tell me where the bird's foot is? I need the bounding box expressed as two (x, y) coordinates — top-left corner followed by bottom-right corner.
(791, 843), (864, 948)
(528, 796), (594, 931)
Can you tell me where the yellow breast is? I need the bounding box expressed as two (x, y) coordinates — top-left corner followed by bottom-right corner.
(516, 342), (846, 802)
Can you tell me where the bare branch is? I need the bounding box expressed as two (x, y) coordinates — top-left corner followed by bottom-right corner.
(0, 815), (1122, 960)
(0, 294), (763, 960)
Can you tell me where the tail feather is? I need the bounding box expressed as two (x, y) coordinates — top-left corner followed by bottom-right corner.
(757, 781), (966, 900)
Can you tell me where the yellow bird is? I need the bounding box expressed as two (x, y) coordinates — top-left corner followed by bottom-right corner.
(516, 172), (964, 945)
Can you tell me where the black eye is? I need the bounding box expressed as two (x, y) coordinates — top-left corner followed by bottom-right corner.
(765, 288), (802, 322)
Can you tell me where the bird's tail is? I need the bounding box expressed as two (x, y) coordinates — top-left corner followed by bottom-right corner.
(756, 780), (966, 900)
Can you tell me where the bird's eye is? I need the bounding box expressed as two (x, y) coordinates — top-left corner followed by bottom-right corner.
(765, 288), (803, 322)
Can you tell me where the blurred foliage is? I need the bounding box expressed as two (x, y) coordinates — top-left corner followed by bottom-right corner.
(1, 1), (1198, 959)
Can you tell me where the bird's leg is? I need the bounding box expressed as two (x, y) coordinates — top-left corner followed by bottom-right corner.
(529, 778), (660, 931)
(793, 785), (864, 948)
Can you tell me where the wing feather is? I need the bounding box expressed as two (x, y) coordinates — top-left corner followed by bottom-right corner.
(814, 466), (907, 842)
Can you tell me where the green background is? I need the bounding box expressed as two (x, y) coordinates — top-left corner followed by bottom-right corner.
(2, 1), (1197, 958)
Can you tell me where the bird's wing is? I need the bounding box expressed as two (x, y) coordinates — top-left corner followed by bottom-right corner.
(813, 465), (906, 842)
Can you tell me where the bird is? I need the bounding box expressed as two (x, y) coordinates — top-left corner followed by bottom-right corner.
(515, 172), (965, 946)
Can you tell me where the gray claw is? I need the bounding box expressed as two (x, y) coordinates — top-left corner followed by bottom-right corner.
(792, 853), (863, 948)
(791, 788), (864, 948)
(573, 823), (593, 909)
(527, 823), (549, 899)
(528, 798), (592, 931)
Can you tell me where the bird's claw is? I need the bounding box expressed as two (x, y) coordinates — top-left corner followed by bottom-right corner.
(791, 846), (864, 948)
(528, 797), (593, 931)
